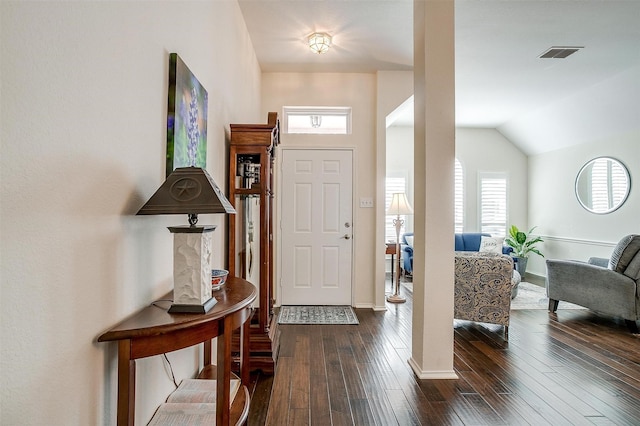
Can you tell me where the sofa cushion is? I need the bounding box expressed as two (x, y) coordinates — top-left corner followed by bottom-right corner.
(455, 233), (490, 251)
(608, 234), (640, 273)
(479, 236), (504, 254)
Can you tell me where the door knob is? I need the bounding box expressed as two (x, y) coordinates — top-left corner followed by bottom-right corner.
(342, 234), (351, 240)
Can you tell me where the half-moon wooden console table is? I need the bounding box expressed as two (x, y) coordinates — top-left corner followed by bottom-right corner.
(98, 277), (257, 426)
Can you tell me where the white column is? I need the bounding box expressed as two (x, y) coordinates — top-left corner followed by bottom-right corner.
(409, 0), (457, 379)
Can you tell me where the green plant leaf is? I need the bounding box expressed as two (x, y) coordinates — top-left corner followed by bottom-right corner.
(529, 248), (544, 257)
(505, 224), (544, 258)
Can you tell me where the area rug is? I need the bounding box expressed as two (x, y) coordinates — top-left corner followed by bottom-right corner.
(278, 305), (359, 325)
(400, 280), (585, 310)
(511, 282), (586, 310)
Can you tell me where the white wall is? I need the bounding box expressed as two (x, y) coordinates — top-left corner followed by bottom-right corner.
(261, 72), (377, 307)
(387, 126), (415, 234)
(456, 128), (528, 234)
(528, 132), (640, 277)
(0, 1), (261, 425)
(501, 65), (640, 156)
(376, 72), (414, 308)
(386, 127), (528, 239)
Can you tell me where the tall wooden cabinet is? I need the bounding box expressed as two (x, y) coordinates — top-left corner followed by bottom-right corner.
(228, 112), (280, 373)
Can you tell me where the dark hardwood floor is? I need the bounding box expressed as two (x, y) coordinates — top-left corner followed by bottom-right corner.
(247, 280), (640, 425)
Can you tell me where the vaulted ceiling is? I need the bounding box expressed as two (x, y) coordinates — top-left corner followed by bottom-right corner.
(238, 0), (640, 155)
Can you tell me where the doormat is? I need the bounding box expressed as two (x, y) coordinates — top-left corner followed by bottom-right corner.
(278, 306), (359, 325)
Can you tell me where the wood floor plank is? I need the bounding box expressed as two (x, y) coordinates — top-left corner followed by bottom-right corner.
(247, 372), (273, 426)
(335, 332), (368, 400)
(348, 398), (377, 426)
(360, 392), (399, 426)
(290, 334), (310, 410)
(265, 356), (293, 425)
(323, 334), (355, 425)
(288, 408), (310, 426)
(309, 371), (331, 426)
(385, 388), (421, 425)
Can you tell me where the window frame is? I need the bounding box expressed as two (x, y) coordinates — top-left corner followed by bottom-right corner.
(385, 174), (410, 243)
(454, 158), (464, 233)
(283, 106), (352, 135)
(478, 172), (509, 238)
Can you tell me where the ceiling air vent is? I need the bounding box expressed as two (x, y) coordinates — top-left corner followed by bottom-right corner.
(539, 46), (583, 59)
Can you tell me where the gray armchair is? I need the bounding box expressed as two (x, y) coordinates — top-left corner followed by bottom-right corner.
(546, 234), (640, 333)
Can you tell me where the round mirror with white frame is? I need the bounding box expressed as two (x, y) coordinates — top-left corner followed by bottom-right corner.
(575, 157), (631, 214)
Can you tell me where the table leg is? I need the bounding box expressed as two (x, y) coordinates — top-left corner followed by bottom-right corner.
(203, 340), (212, 366)
(240, 310), (251, 385)
(217, 317), (232, 426)
(117, 340), (135, 426)
(391, 253), (395, 292)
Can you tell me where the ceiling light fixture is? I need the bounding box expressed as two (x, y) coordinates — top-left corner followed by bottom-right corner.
(308, 32), (332, 54)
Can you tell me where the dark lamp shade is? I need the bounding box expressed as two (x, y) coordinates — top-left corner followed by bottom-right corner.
(136, 167), (236, 216)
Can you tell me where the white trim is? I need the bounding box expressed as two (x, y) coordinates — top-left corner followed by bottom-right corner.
(454, 158), (464, 233)
(408, 358), (459, 380)
(539, 235), (617, 247)
(283, 106), (352, 134)
(477, 171), (509, 237)
(353, 302), (387, 311)
(526, 272), (546, 287)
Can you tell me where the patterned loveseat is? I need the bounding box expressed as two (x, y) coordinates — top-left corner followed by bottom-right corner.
(454, 251), (514, 334)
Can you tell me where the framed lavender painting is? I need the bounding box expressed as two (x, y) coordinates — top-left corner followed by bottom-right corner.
(166, 53), (208, 177)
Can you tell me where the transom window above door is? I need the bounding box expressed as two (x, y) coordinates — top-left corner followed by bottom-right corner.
(283, 106), (351, 134)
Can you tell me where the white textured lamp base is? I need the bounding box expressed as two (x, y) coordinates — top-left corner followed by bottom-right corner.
(168, 225), (217, 314)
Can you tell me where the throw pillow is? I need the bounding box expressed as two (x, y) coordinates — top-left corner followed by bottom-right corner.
(608, 234), (640, 273)
(479, 236), (504, 254)
(405, 235), (414, 247)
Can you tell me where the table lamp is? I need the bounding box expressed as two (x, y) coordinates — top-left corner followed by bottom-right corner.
(137, 167), (236, 313)
(386, 192), (413, 303)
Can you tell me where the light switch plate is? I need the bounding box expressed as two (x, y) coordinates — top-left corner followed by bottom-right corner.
(359, 197), (374, 208)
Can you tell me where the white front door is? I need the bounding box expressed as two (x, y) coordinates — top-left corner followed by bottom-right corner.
(280, 149), (353, 305)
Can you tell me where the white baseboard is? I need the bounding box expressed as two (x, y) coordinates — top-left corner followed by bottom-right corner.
(354, 302), (387, 311)
(525, 272), (546, 287)
(408, 357), (458, 379)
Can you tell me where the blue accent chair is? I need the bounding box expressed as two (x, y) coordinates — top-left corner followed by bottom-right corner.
(400, 232), (513, 275)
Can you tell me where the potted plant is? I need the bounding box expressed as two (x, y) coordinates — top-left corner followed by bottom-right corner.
(505, 225), (544, 276)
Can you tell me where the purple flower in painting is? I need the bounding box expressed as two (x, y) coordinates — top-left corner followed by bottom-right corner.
(187, 86), (200, 167)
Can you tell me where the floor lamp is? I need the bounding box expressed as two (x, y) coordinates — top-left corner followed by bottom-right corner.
(386, 192), (413, 303)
